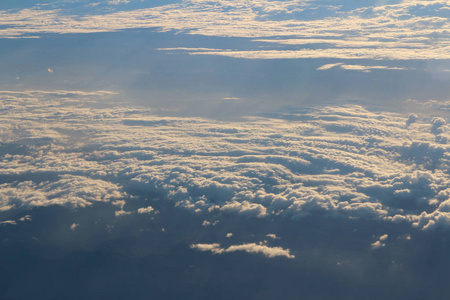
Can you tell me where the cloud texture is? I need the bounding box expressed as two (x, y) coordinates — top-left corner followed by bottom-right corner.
(0, 90), (450, 232)
(0, 0), (449, 60)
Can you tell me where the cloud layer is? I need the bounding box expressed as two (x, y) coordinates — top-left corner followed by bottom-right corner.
(0, 0), (449, 60)
(0, 90), (449, 232)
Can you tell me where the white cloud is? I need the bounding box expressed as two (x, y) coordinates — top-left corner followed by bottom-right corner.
(1, 90), (450, 233)
(371, 234), (388, 249)
(266, 233), (280, 239)
(226, 243), (295, 258)
(0, 220), (17, 225)
(406, 113), (419, 127)
(317, 63), (343, 70)
(188, 47), (450, 60)
(431, 117), (446, 134)
(115, 210), (132, 216)
(371, 240), (385, 250)
(340, 64), (406, 72)
(108, 0), (130, 5)
(317, 63), (407, 72)
(0, 176), (127, 209)
(0, 214), (32, 226)
(0, 0), (448, 60)
(190, 242), (295, 258)
(70, 223), (79, 231)
(137, 206), (155, 214)
(202, 220), (219, 226)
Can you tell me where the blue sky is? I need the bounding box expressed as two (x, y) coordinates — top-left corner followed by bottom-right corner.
(1, 1), (450, 299)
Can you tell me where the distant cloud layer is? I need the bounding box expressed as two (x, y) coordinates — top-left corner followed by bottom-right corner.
(0, 0), (449, 60)
(0, 90), (449, 232)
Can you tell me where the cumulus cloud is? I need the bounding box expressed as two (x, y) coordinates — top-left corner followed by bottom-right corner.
(1, 90), (450, 233)
(190, 242), (295, 259)
(371, 234), (388, 249)
(406, 113), (419, 127)
(137, 206), (155, 214)
(0, 214), (32, 226)
(370, 240), (385, 250)
(202, 220), (219, 226)
(266, 234), (280, 239)
(0, 176), (127, 209)
(19, 215), (32, 221)
(115, 210), (132, 217)
(431, 117), (446, 135)
(70, 223), (79, 231)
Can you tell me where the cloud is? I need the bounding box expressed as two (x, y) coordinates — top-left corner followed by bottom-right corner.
(317, 63), (407, 72)
(137, 206), (155, 214)
(339, 64), (406, 72)
(188, 47), (450, 60)
(115, 210), (132, 216)
(370, 240), (385, 249)
(190, 243), (222, 253)
(1, 90), (450, 233)
(190, 242), (295, 259)
(431, 117), (446, 134)
(0, 176), (128, 210)
(406, 113), (418, 127)
(266, 233), (280, 239)
(0, 214), (32, 226)
(0, 0), (449, 60)
(202, 220), (219, 226)
(108, 0), (130, 5)
(371, 234), (388, 249)
(70, 223), (79, 231)
(317, 63), (343, 70)
(0, 220), (17, 225)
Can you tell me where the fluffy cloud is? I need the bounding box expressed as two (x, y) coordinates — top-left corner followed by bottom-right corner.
(371, 234), (388, 249)
(70, 223), (79, 231)
(190, 242), (295, 258)
(137, 206), (155, 214)
(0, 0), (449, 60)
(0, 90), (450, 233)
(0, 214), (32, 226)
(266, 233), (279, 239)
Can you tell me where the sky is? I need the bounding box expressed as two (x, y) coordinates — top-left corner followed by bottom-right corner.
(0, 0), (450, 299)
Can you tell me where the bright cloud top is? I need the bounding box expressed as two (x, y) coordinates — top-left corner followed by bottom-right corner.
(0, 91), (450, 232)
(0, 0), (449, 60)
(190, 242), (295, 259)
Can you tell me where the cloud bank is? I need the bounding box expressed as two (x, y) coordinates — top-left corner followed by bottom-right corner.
(0, 90), (449, 232)
(0, 0), (449, 60)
